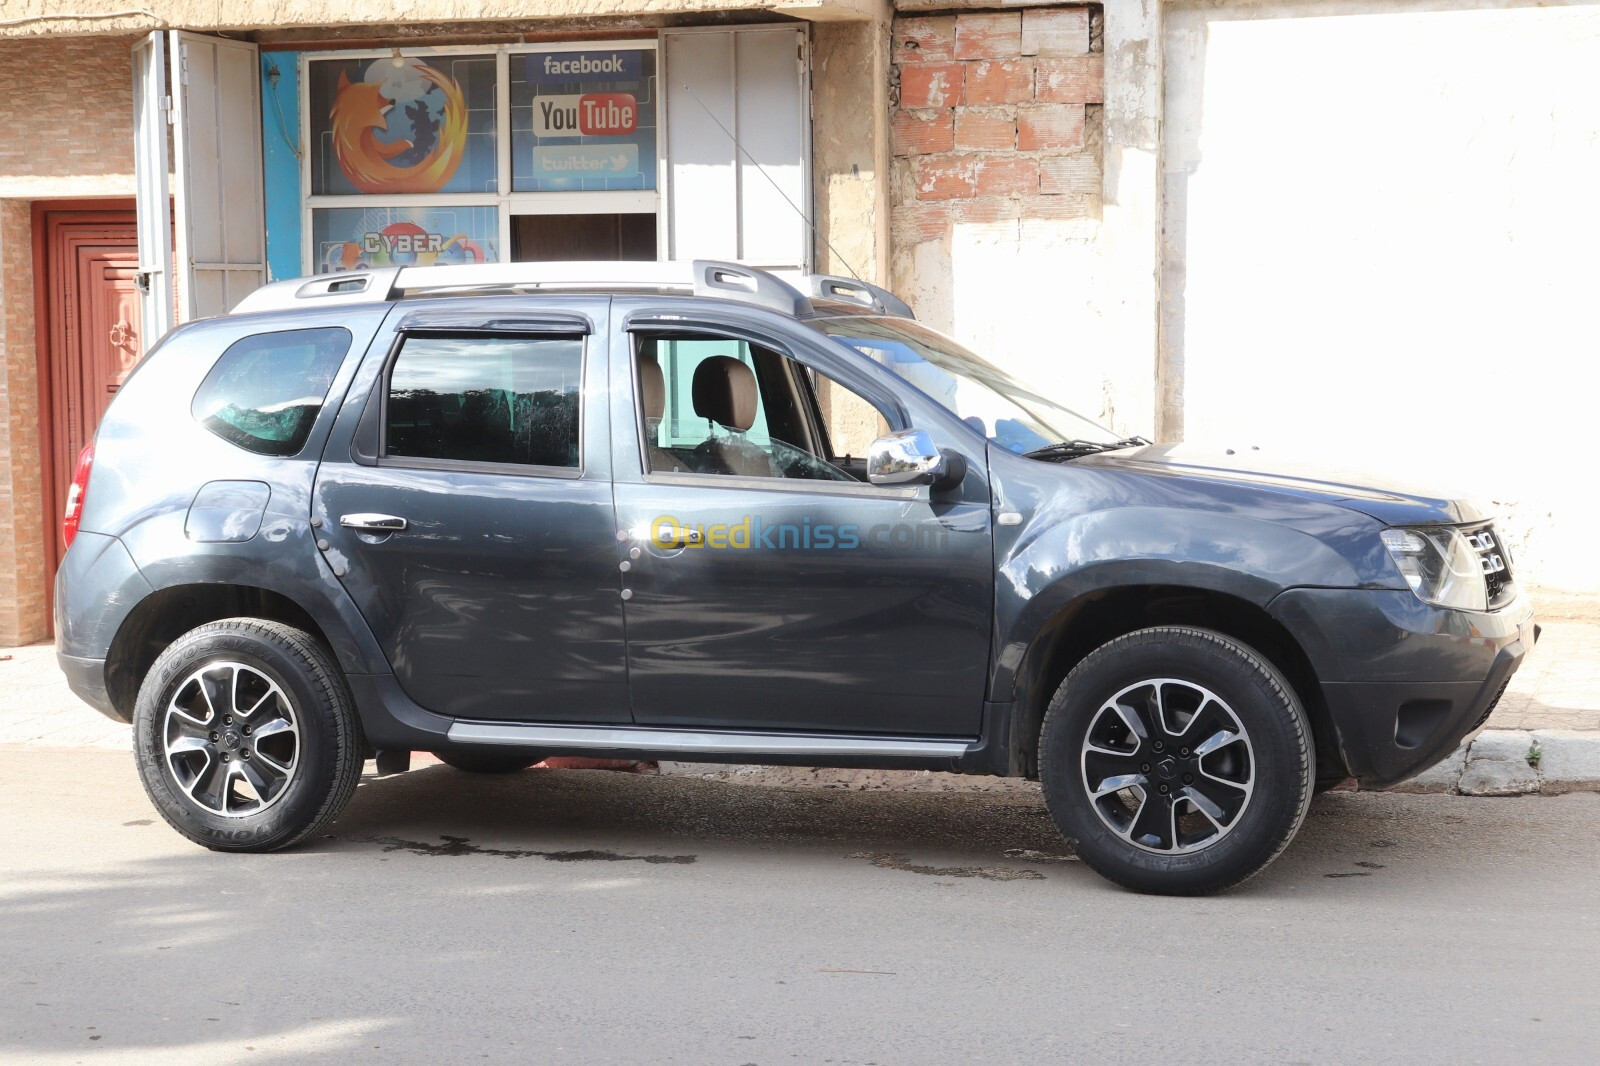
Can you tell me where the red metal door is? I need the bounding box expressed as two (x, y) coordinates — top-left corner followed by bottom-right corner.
(36, 205), (142, 584)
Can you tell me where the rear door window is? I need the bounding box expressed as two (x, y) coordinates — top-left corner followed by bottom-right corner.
(384, 334), (583, 470)
(191, 327), (352, 456)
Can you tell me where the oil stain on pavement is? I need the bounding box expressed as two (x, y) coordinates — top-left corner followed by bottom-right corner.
(847, 851), (1045, 881)
(349, 834), (696, 864)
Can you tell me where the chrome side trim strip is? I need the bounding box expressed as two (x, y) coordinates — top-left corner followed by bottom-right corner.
(446, 721), (973, 759)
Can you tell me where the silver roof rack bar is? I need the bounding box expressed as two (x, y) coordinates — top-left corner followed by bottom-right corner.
(233, 259), (926, 320)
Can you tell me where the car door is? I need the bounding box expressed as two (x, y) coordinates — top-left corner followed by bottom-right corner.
(313, 296), (630, 723)
(609, 304), (994, 738)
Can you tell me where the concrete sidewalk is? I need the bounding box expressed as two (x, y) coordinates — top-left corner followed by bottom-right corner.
(6, 619), (1600, 791)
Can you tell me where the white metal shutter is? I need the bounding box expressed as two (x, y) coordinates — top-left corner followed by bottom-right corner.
(131, 32), (174, 349)
(661, 26), (811, 272)
(170, 32), (267, 320)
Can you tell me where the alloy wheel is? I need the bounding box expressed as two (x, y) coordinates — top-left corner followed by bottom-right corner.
(1079, 677), (1255, 854)
(162, 661), (301, 817)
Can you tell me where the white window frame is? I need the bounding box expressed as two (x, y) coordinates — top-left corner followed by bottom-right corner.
(298, 39), (661, 274)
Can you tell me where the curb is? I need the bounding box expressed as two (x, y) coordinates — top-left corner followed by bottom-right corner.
(1386, 729), (1600, 796)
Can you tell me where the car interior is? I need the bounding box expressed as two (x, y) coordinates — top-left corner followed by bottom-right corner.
(634, 333), (887, 482)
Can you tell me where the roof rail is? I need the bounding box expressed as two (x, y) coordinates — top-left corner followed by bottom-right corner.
(791, 273), (917, 319)
(230, 260), (814, 317)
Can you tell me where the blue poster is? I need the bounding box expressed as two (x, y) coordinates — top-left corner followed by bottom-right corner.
(510, 48), (657, 193)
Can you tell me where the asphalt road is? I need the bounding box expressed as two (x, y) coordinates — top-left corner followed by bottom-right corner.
(2, 747), (1597, 1065)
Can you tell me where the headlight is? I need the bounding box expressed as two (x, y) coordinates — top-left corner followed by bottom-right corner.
(1380, 527), (1487, 611)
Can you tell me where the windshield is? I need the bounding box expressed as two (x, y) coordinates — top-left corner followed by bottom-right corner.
(807, 316), (1119, 454)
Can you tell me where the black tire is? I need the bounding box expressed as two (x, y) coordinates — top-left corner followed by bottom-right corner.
(431, 751), (543, 774)
(1039, 626), (1313, 895)
(132, 618), (365, 853)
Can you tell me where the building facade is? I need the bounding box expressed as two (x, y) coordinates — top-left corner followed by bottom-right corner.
(1, 0), (1595, 647)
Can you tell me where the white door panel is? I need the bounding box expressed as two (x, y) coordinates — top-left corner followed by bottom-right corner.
(170, 31), (266, 320)
(662, 26), (810, 272)
(131, 32), (174, 350)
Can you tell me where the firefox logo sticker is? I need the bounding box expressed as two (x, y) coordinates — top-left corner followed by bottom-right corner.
(330, 56), (468, 194)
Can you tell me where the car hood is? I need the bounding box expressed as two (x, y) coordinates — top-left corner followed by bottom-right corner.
(1078, 442), (1490, 526)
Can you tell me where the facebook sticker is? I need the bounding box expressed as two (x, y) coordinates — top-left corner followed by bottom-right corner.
(528, 51), (644, 84)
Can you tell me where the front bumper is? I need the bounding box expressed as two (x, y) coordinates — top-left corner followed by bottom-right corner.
(1269, 587), (1537, 788)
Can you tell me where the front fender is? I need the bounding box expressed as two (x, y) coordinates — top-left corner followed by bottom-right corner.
(990, 504), (1370, 703)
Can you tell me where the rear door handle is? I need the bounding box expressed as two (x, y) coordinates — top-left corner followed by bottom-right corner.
(340, 513), (408, 533)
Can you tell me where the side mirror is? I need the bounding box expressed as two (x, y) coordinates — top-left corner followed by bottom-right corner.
(866, 428), (965, 490)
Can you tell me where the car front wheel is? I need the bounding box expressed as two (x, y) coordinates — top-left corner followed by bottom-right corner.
(132, 619), (365, 852)
(1039, 626), (1313, 895)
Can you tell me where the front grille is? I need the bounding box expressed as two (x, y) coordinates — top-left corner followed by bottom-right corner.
(1463, 523), (1515, 609)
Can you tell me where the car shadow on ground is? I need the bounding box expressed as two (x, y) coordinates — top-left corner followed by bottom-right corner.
(323, 763), (1080, 882)
(316, 763), (1461, 892)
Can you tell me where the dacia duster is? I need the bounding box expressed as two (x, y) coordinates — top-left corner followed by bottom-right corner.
(54, 261), (1537, 894)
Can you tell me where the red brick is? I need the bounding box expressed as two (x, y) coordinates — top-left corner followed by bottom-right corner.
(894, 197), (1023, 243)
(894, 200), (958, 243)
(893, 109), (954, 156)
(1021, 8), (1090, 58)
(954, 12), (1022, 60)
(1039, 154), (1101, 196)
(1017, 103), (1085, 151)
(913, 153), (981, 200)
(965, 60), (1032, 105)
(892, 15), (957, 64)
(953, 107), (1015, 151)
(1035, 56), (1104, 104)
(899, 62), (965, 109)
(1020, 195), (1094, 221)
(974, 156), (1039, 198)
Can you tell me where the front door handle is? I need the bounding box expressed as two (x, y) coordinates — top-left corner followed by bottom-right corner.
(340, 513), (408, 533)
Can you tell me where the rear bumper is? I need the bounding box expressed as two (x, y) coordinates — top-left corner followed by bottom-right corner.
(57, 652), (124, 723)
(1270, 587), (1537, 788)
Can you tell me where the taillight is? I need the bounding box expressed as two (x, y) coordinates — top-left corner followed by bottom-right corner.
(62, 443), (94, 549)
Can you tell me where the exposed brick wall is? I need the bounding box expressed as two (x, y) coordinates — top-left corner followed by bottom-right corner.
(0, 38), (137, 183)
(0, 200), (46, 647)
(891, 7), (1103, 245)
(0, 38), (135, 646)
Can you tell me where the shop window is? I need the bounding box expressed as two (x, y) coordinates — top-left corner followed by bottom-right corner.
(509, 48), (659, 193)
(311, 205), (500, 273)
(511, 213), (656, 262)
(305, 53), (498, 197)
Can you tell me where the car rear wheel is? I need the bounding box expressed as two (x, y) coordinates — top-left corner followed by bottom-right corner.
(431, 751), (544, 774)
(132, 619), (364, 853)
(1039, 626), (1313, 895)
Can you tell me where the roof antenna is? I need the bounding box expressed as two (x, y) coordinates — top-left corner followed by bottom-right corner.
(680, 83), (868, 284)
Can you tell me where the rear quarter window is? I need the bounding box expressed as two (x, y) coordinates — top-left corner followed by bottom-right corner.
(191, 327), (352, 457)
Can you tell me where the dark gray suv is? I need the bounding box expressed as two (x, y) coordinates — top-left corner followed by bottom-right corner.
(55, 261), (1537, 894)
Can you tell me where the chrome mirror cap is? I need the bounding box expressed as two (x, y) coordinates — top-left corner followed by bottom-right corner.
(866, 428), (945, 486)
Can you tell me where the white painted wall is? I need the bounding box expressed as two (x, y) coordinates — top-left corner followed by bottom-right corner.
(1163, 0), (1600, 596)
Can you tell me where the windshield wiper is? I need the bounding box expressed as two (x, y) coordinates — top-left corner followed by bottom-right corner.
(1024, 436), (1151, 461)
